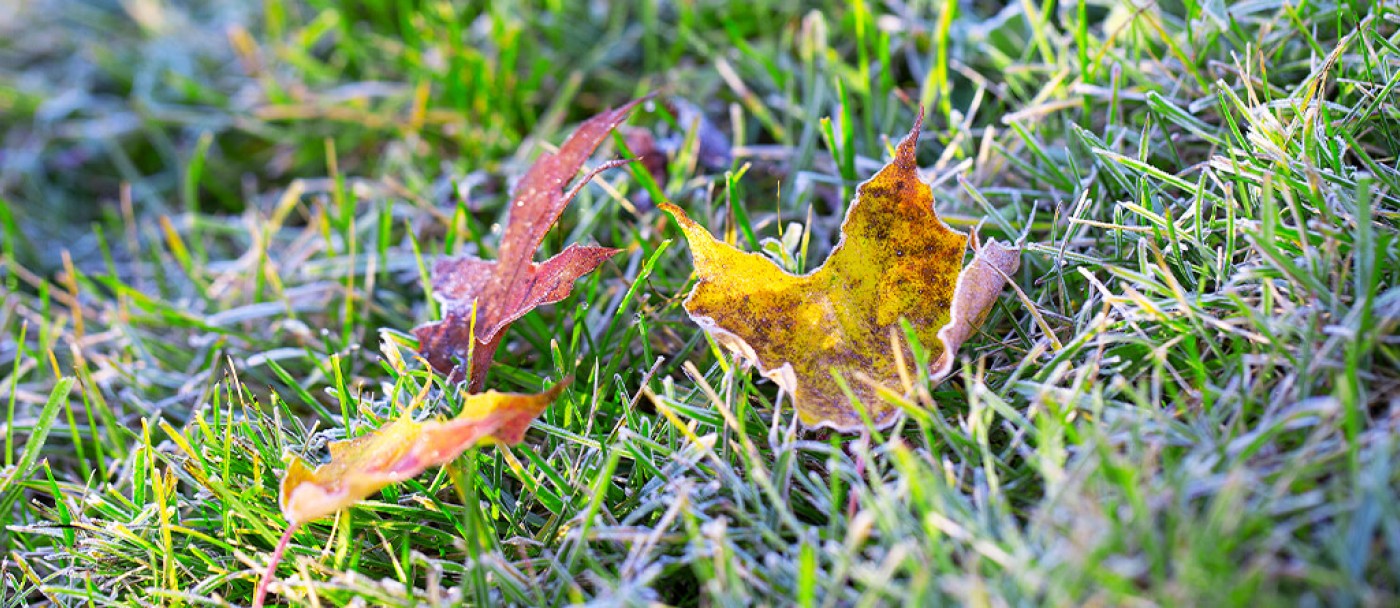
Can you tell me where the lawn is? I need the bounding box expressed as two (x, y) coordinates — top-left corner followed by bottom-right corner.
(3, 0), (1399, 606)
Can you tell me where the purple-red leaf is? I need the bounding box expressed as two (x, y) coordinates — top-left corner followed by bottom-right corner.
(415, 99), (645, 389)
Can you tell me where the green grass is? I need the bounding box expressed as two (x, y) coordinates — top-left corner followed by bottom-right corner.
(3, 0), (1399, 605)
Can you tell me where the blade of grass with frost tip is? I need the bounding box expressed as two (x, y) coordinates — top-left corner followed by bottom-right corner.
(264, 358), (336, 421)
(0, 377), (75, 533)
(3, 321), (26, 468)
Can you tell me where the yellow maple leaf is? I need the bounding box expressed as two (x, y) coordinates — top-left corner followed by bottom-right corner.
(662, 114), (1020, 431)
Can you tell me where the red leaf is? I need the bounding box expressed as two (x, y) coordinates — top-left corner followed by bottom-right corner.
(415, 99), (646, 389)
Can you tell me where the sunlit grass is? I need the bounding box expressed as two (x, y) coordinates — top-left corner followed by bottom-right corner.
(2, 0), (1398, 606)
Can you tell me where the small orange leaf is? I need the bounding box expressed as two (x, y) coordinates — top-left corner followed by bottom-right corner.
(662, 112), (1021, 431)
(279, 380), (567, 524)
(255, 381), (566, 607)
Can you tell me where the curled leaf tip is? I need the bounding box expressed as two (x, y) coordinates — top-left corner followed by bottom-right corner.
(891, 106), (924, 175)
